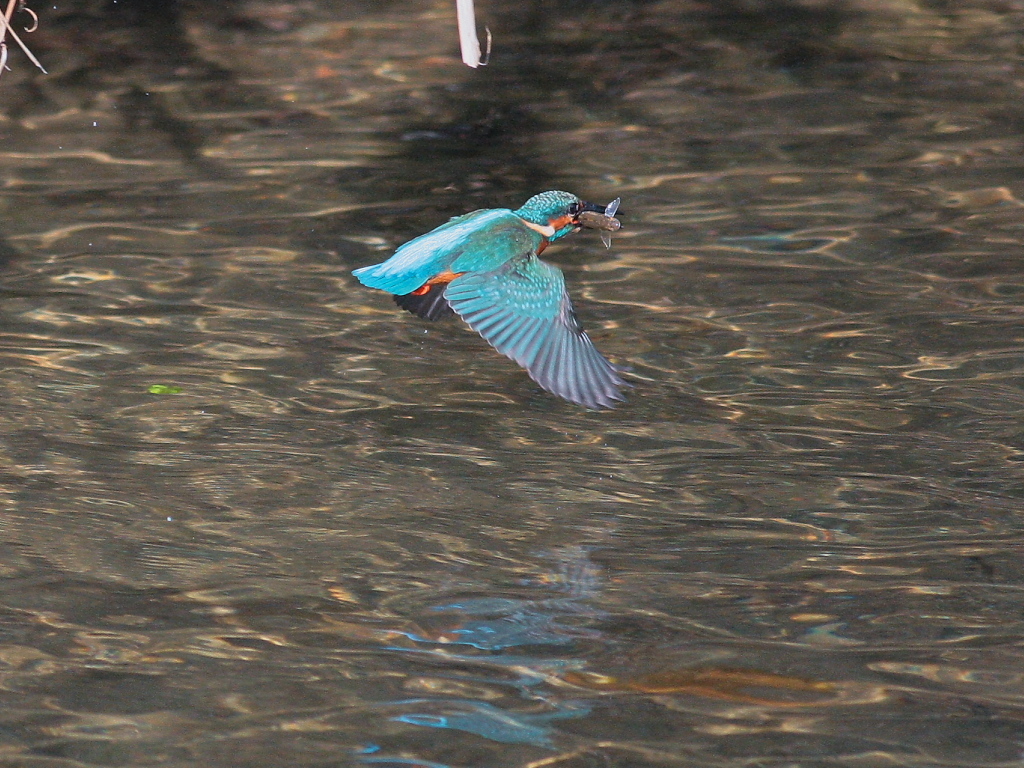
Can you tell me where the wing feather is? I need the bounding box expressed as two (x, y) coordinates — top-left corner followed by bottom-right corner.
(509, 318), (544, 363)
(446, 257), (626, 409)
(490, 318), (523, 349)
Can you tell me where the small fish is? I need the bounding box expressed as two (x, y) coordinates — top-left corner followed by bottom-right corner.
(576, 197), (621, 248)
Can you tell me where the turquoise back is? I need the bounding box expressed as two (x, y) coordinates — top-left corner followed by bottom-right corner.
(353, 209), (544, 295)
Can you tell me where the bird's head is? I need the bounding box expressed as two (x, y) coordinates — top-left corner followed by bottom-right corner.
(514, 190), (608, 242)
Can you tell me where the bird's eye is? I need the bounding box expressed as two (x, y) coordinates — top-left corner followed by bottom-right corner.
(568, 203), (581, 216)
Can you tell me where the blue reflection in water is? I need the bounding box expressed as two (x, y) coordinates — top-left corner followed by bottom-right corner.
(359, 758), (452, 768)
(391, 699), (591, 747)
(417, 546), (606, 651)
(430, 602), (602, 650)
(375, 547), (605, 752)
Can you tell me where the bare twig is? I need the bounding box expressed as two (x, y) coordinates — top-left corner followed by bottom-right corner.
(22, 6), (38, 33)
(456, 0), (490, 68)
(0, 0), (47, 79)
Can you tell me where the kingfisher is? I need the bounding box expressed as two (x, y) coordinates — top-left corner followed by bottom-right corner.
(352, 191), (626, 409)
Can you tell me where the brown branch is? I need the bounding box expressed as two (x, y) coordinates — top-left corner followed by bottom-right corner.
(0, 0), (47, 79)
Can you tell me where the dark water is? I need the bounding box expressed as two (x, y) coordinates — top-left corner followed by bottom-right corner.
(0, 0), (1023, 765)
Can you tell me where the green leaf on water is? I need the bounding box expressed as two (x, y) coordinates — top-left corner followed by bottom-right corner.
(147, 384), (183, 395)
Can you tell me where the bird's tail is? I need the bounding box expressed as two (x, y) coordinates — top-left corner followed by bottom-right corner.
(352, 263), (430, 296)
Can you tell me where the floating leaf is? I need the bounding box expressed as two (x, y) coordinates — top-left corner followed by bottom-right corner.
(147, 385), (183, 395)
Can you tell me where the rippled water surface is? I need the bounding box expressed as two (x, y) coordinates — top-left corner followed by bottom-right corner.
(1, 1), (1024, 765)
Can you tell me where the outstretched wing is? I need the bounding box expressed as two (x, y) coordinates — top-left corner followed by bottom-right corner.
(444, 256), (626, 409)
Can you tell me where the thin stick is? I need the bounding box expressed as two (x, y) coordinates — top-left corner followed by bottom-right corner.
(0, 1), (47, 76)
(0, 0), (13, 71)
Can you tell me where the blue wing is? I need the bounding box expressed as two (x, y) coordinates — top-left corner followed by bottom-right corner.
(352, 209), (539, 296)
(444, 257), (626, 409)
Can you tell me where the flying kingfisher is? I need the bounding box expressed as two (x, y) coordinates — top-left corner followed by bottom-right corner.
(352, 191), (626, 409)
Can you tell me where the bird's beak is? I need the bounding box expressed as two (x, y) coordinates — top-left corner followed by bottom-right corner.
(576, 201), (607, 219)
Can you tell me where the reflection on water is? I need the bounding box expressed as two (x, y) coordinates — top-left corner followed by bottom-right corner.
(0, 0), (1023, 765)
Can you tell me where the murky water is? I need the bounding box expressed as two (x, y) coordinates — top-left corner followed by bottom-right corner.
(0, 0), (1023, 765)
